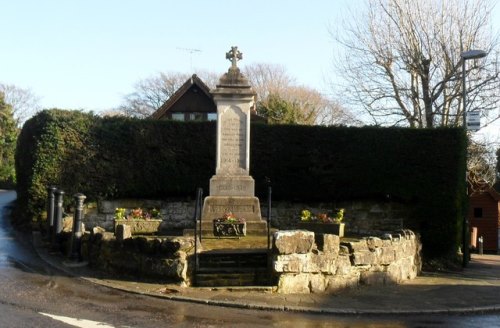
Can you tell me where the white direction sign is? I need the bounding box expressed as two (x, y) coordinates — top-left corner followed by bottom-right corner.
(466, 111), (481, 131)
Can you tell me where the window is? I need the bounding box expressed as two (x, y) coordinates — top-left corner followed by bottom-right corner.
(207, 113), (217, 121)
(189, 113), (204, 121)
(171, 113), (185, 121)
(473, 208), (483, 218)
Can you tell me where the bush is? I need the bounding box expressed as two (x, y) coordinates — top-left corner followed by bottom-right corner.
(0, 94), (18, 188)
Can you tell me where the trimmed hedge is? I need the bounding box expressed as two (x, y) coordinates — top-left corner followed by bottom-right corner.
(15, 109), (466, 259)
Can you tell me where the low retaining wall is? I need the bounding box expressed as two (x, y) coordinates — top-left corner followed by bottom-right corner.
(80, 229), (196, 285)
(77, 227), (421, 292)
(272, 229), (421, 293)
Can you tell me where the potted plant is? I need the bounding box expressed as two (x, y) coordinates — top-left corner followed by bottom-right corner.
(114, 207), (163, 235)
(297, 208), (345, 237)
(213, 212), (246, 237)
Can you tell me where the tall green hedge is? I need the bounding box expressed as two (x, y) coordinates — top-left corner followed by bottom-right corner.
(0, 94), (18, 188)
(15, 109), (466, 259)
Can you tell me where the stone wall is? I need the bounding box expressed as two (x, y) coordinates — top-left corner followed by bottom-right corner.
(83, 199), (196, 232)
(75, 226), (420, 292)
(80, 229), (196, 285)
(272, 229), (421, 294)
(83, 199), (414, 236)
(264, 200), (415, 235)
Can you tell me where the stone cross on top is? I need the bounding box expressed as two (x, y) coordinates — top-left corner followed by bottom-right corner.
(226, 46), (242, 70)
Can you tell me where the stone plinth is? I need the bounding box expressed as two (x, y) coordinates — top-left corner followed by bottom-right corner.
(210, 175), (255, 196)
(201, 196), (267, 235)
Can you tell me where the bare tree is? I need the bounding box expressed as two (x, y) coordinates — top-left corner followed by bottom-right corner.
(332, 0), (500, 128)
(0, 83), (41, 126)
(117, 72), (190, 118)
(245, 63), (356, 125)
(117, 71), (219, 118)
(243, 63), (296, 102)
(468, 137), (499, 189)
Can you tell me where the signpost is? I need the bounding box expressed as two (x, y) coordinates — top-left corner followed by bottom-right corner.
(466, 111), (480, 131)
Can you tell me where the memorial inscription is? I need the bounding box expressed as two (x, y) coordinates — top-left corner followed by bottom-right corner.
(219, 106), (246, 174)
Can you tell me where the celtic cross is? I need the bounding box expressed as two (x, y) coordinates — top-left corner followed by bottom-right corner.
(226, 46), (243, 70)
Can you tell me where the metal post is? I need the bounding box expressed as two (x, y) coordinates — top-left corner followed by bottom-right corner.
(478, 236), (483, 255)
(52, 189), (65, 249)
(461, 57), (469, 268)
(194, 187), (203, 273)
(460, 49), (487, 267)
(70, 193), (86, 260)
(46, 186), (57, 240)
(267, 186), (272, 250)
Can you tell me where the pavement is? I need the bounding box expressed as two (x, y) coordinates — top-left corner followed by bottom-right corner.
(32, 232), (500, 315)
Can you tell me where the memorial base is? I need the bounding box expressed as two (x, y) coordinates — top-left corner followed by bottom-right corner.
(201, 196), (267, 236)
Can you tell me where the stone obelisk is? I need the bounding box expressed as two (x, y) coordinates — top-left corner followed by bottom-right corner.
(201, 46), (266, 235)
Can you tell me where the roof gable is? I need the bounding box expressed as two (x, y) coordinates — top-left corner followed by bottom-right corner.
(150, 74), (214, 119)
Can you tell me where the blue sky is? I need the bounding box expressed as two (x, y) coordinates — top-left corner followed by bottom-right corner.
(1, 0), (351, 111)
(1, 0), (499, 137)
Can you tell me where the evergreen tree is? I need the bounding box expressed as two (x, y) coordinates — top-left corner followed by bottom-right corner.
(0, 93), (18, 187)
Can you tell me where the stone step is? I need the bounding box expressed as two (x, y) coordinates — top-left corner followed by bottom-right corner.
(194, 249), (271, 287)
(198, 250), (268, 269)
(195, 270), (272, 287)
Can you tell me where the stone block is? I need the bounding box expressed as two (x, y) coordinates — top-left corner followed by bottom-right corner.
(325, 274), (359, 293)
(310, 274), (327, 293)
(210, 175), (255, 197)
(273, 230), (315, 255)
(160, 237), (195, 255)
(334, 255), (353, 275)
(360, 271), (386, 285)
(277, 273), (311, 294)
(316, 234), (340, 254)
(379, 246), (396, 264)
(386, 262), (403, 283)
(343, 240), (368, 253)
(312, 253), (337, 273)
(366, 237), (383, 251)
(352, 251), (377, 265)
(274, 254), (309, 273)
(115, 224), (132, 241)
(339, 245), (350, 256)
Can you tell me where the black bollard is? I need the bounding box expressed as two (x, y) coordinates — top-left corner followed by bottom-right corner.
(267, 186), (272, 250)
(46, 186), (57, 240)
(52, 189), (65, 248)
(478, 236), (484, 255)
(70, 193), (86, 261)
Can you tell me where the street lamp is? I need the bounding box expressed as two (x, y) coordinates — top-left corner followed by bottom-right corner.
(460, 49), (487, 267)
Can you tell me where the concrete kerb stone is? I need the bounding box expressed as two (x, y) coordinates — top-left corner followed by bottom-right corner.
(32, 231), (500, 315)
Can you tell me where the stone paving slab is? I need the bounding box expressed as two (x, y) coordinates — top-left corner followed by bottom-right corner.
(32, 232), (500, 315)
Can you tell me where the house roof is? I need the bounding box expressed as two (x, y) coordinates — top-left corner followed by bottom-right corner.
(150, 74), (213, 119)
(470, 180), (500, 202)
(150, 73), (267, 123)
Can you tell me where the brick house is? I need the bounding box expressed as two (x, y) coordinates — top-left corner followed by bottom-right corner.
(468, 182), (500, 253)
(150, 74), (266, 123)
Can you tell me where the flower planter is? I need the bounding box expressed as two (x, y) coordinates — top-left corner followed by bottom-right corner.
(213, 220), (247, 237)
(297, 222), (345, 237)
(114, 219), (162, 235)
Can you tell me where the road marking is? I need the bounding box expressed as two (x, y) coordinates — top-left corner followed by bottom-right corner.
(39, 312), (115, 328)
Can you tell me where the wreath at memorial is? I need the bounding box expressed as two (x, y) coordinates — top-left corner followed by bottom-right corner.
(213, 212), (246, 237)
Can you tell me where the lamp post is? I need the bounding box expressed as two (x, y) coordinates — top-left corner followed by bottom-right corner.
(460, 49), (487, 267)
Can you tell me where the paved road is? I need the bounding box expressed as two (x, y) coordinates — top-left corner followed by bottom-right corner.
(2, 190), (500, 327)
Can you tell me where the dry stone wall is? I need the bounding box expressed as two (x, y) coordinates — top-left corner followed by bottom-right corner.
(83, 199), (414, 237)
(81, 229), (196, 285)
(272, 229), (421, 294)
